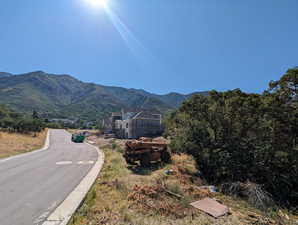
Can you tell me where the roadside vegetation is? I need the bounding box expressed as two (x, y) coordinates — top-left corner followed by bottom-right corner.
(69, 139), (297, 225)
(0, 105), (45, 133)
(0, 105), (48, 158)
(0, 129), (47, 159)
(165, 67), (298, 210)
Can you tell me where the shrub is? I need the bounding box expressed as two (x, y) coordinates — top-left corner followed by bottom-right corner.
(166, 68), (298, 208)
(0, 106), (45, 133)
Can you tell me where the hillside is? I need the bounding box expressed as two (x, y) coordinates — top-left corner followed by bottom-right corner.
(0, 71), (208, 120)
(130, 89), (208, 108)
(0, 72), (12, 78)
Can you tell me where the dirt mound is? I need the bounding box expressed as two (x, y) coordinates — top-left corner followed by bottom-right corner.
(127, 165), (212, 219)
(128, 184), (193, 218)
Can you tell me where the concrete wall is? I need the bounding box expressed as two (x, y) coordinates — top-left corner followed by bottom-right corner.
(111, 114), (122, 132)
(115, 118), (162, 139)
(131, 118), (161, 138)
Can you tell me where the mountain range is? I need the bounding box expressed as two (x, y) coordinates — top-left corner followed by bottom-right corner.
(0, 71), (208, 120)
(0, 72), (13, 78)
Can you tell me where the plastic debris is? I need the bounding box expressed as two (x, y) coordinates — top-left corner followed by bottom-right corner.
(164, 169), (175, 175)
(198, 185), (218, 193)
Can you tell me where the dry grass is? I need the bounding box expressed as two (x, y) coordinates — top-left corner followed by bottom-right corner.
(69, 138), (297, 225)
(0, 129), (48, 159)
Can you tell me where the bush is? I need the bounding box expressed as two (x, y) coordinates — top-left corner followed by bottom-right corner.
(166, 68), (298, 208)
(0, 106), (45, 133)
(221, 182), (275, 211)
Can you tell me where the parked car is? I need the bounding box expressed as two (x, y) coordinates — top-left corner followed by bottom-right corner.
(71, 133), (86, 143)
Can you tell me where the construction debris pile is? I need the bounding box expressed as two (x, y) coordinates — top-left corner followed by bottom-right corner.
(126, 162), (289, 224)
(128, 184), (196, 218)
(127, 163), (212, 219)
(123, 137), (171, 167)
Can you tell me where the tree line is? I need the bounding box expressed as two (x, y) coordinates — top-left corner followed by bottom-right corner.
(0, 105), (103, 132)
(0, 106), (45, 133)
(165, 67), (298, 208)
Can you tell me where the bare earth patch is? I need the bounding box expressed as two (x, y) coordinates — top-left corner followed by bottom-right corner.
(0, 129), (48, 159)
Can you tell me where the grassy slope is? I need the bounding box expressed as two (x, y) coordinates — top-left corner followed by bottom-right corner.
(0, 129), (47, 159)
(69, 139), (297, 225)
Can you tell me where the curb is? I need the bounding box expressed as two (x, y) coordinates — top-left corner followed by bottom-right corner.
(0, 129), (50, 164)
(42, 142), (105, 225)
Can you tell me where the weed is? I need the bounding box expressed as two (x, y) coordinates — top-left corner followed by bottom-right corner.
(164, 180), (184, 196)
(111, 143), (117, 150)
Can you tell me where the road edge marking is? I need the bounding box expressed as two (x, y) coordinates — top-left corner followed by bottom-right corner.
(42, 142), (105, 225)
(0, 128), (51, 164)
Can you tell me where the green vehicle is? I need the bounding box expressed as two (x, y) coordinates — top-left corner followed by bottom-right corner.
(71, 133), (86, 143)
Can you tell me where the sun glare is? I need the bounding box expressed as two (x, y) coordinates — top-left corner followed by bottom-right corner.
(85, 0), (108, 8)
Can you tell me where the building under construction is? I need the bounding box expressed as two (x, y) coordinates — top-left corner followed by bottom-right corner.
(106, 110), (163, 139)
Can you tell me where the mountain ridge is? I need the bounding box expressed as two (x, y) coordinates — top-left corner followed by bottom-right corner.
(0, 71), (208, 120)
(0, 72), (13, 78)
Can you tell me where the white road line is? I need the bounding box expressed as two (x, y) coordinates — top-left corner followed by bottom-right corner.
(77, 161), (94, 165)
(42, 143), (104, 225)
(55, 161), (73, 165)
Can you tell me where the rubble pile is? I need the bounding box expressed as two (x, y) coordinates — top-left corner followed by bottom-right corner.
(128, 184), (191, 218)
(127, 164), (214, 218)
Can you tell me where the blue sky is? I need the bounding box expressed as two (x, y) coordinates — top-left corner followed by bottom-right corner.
(0, 0), (297, 94)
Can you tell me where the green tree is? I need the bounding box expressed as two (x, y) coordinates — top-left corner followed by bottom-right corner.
(32, 110), (39, 119)
(166, 68), (298, 207)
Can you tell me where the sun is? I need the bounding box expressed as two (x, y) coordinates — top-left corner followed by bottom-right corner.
(85, 0), (109, 8)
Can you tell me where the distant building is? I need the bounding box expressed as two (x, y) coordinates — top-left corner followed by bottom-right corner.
(49, 118), (76, 124)
(102, 117), (112, 133)
(104, 109), (163, 139)
(111, 112), (122, 132)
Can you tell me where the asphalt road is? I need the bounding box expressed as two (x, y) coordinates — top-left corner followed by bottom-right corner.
(0, 129), (98, 225)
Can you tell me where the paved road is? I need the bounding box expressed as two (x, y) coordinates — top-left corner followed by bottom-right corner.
(0, 129), (98, 225)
